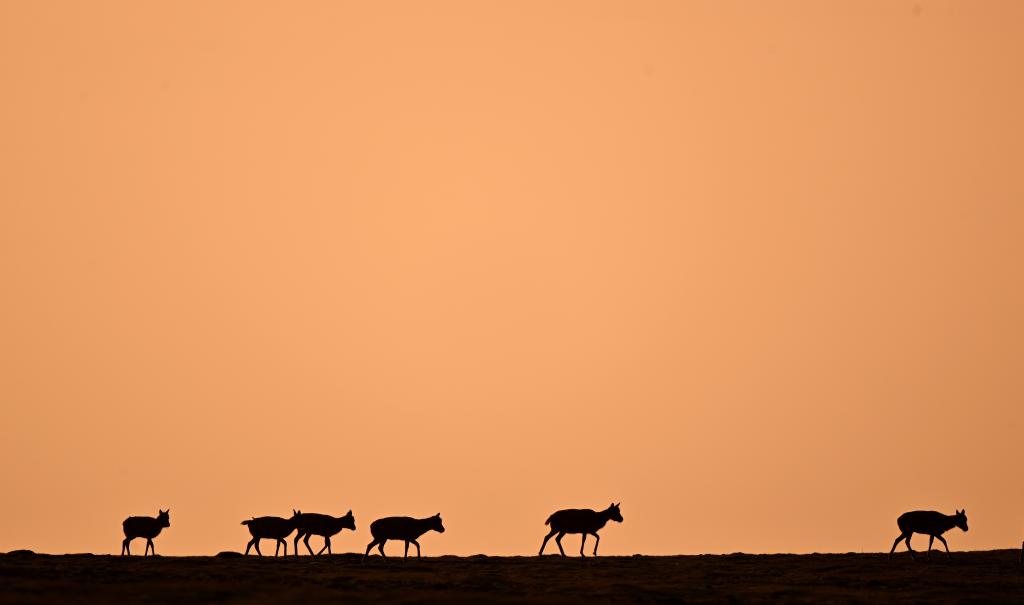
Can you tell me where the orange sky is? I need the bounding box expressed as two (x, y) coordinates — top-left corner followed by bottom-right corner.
(1, 1), (1022, 556)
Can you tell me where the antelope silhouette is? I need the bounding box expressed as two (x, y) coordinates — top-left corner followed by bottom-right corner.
(889, 509), (968, 559)
(121, 509), (170, 556)
(292, 510), (356, 556)
(242, 510), (301, 557)
(539, 502), (623, 557)
(363, 513), (445, 560)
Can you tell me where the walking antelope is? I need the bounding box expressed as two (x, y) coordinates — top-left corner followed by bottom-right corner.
(889, 509), (968, 559)
(363, 514), (445, 560)
(292, 510), (356, 556)
(539, 503), (623, 557)
(121, 509), (170, 556)
(241, 510), (301, 556)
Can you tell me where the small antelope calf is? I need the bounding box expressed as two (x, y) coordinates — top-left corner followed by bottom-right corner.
(241, 510), (301, 557)
(293, 510), (356, 556)
(889, 509), (968, 559)
(121, 509), (170, 556)
(540, 502), (623, 557)
(363, 513), (445, 560)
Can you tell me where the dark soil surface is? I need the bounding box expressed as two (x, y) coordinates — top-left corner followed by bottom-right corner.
(2, 550), (1022, 604)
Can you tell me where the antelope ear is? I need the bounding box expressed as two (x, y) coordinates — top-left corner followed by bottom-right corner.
(435, 513), (441, 518)
(347, 510), (352, 516)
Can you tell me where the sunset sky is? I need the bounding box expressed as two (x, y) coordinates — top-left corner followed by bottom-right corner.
(1, 1), (1022, 556)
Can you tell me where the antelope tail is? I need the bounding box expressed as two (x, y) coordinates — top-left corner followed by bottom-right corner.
(241, 520), (251, 526)
(544, 515), (553, 526)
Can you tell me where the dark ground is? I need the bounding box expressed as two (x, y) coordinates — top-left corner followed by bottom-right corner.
(1, 550), (1022, 604)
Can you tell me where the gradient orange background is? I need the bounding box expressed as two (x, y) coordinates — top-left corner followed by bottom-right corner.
(1, 1), (1022, 556)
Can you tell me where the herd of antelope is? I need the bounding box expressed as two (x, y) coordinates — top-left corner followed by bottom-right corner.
(121, 504), (1023, 562)
(121, 503), (624, 558)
